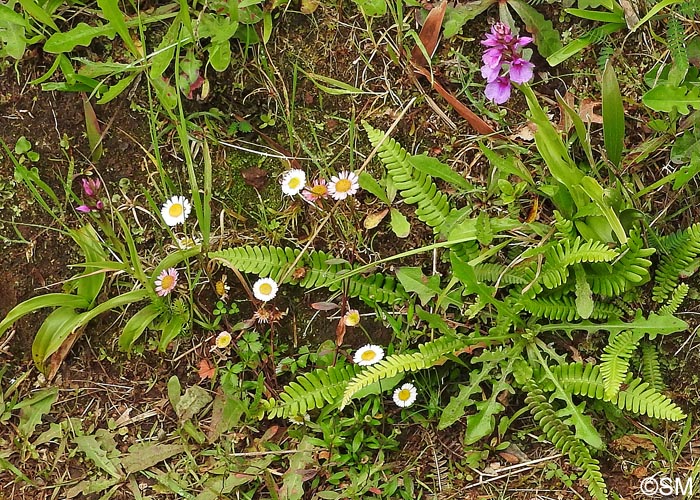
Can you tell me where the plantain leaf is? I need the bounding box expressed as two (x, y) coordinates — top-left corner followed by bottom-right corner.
(602, 61), (624, 167)
(118, 304), (164, 352)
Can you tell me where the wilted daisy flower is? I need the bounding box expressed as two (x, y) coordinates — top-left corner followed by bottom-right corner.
(281, 169), (306, 196)
(344, 309), (361, 327)
(176, 235), (201, 250)
(215, 275), (230, 301)
(289, 413), (311, 426)
(161, 195), (192, 226)
(328, 171), (359, 200)
(393, 383), (417, 408)
(353, 344), (384, 366)
(302, 178), (329, 202)
(155, 268), (178, 296)
(215, 331), (232, 349)
(253, 277), (278, 302)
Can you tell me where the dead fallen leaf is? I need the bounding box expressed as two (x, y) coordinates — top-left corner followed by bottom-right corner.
(311, 301), (340, 311)
(198, 358), (216, 380)
(498, 452), (520, 464)
(335, 318), (346, 347)
(612, 434), (656, 452)
(411, 0), (447, 67)
(579, 99), (604, 124)
(241, 166), (269, 190)
(300, 0), (319, 14)
(364, 208), (389, 229)
(557, 91), (576, 132)
(510, 121), (537, 141)
(619, 0), (639, 29)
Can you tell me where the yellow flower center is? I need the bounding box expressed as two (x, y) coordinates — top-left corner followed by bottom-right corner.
(259, 283), (273, 295)
(160, 275), (175, 290)
(311, 184), (328, 196)
(398, 389), (411, 401)
(361, 350), (376, 361)
(169, 203), (183, 217)
(335, 179), (352, 193)
(288, 177), (301, 189)
(216, 333), (232, 348)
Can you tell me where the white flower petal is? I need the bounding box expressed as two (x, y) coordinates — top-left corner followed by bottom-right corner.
(393, 383), (417, 408)
(253, 277), (279, 302)
(161, 195), (192, 226)
(353, 344), (384, 366)
(281, 169), (306, 196)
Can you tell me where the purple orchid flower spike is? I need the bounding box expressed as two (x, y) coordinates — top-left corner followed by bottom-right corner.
(480, 22), (534, 104)
(81, 177), (101, 197)
(76, 176), (105, 213)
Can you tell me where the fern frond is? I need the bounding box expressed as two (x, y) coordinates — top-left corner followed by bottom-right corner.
(264, 364), (362, 418)
(587, 227), (654, 297)
(659, 283), (689, 315)
(473, 263), (528, 285)
(523, 381), (608, 500)
(653, 223), (700, 302)
(640, 342), (665, 392)
(210, 245), (407, 304)
(539, 363), (686, 421)
(553, 210), (577, 239)
(667, 17), (689, 82)
(600, 330), (644, 399)
(519, 293), (623, 321)
(364, 122), (451, 231)
(539, 237), (619, 290)
(341, 335), (475, 407)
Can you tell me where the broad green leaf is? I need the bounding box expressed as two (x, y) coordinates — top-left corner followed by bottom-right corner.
(395, 267), (440, 306)
(167, 376), (181, 409)
(121, 443), (185, 474)
(642, 84), (700, 114)
(279, 436), (315, 500)
(158, 312), (188, 352)
(0, 293), (89, 337)
(19, 0), (58, 31)
(409, 154), (474, 191)
(438, 384), (477, 430)
(149, 15), (181, 78)
(44, 22), (118, 53)
(464, 400), (504, 445)
(602, 61), (624, 167)
(175, 385), (212, 423)
(97, 72), (139, 104)
(33, 289), (150, 369)
(83, 97), (103, 162)
(565, 7), (625, 22)
(509, 0), (562, 58)
(579, 176), (627, 243)
(207, 41), (231, 72)
(389, 208), (410, 238)
(546, 23), (624, 66)
(358, 172), (390, 204)
(631, 0), (682, 32)
(574, 265), (594, 319)
(16, 387), (58, 439)
(31, 307), (83, 367)
(555, 93), (596, 169)
(479, 143), (534, 185)
(97, 0), (139, 56)
(351, 0), (386, 17)
(0, 4), (29, 27)
(118, 304), (163, 352)
(539, 311), (688, 340)
(673, 152), (700, 190)
(74, 431), (123, 478)
(443, 0), (496, 38)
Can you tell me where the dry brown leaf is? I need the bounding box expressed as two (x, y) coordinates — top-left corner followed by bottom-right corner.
(411, 0), (447, 68)
(241, 166), (269, 190)
(580, 99), (604, 124)
(364, 208), (389, 229)
(335, 318), (346, 347)
(198, 358), (216, 380)
(612, 434), (656, 452)
(45, 324), (87, 381)
(310, 301), (339, 311)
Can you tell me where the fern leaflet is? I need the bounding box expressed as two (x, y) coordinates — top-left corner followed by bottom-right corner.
(600, 330), (644, 399)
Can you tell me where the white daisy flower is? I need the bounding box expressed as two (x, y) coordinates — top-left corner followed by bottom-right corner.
(353, 344), (384, 366)
(328, 171), (359, 200)
(281, 169), (307, 196)
(252, 277), (278, 302)
(344, 309), (361, 327)
(289, 413), (311, 426)
(215, 331), (232, 349)
(161, 195), (192, 226)
(393, 383), (417, 408)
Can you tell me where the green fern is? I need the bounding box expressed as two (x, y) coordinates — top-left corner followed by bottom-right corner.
(553, 210), (577, 239)
(640, 342), (666, 392)
(539, 363), (685, 421)
(587, 227), (654, 297)
(600, 330), (644, 399)
(666, 17), (689, 86)
(210, 245), (407, 304)
(341, 335), (475, 408)
(264, 364), (362, 418)
(539, 237), (619, 291)
(523, 380), (608, 500)
(518, 293), (624, 321)
(653, 223), (700, 302)
(472, 262), (528, 285)
(659, 283), (689, 315)
(364, 122), (451, 231)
